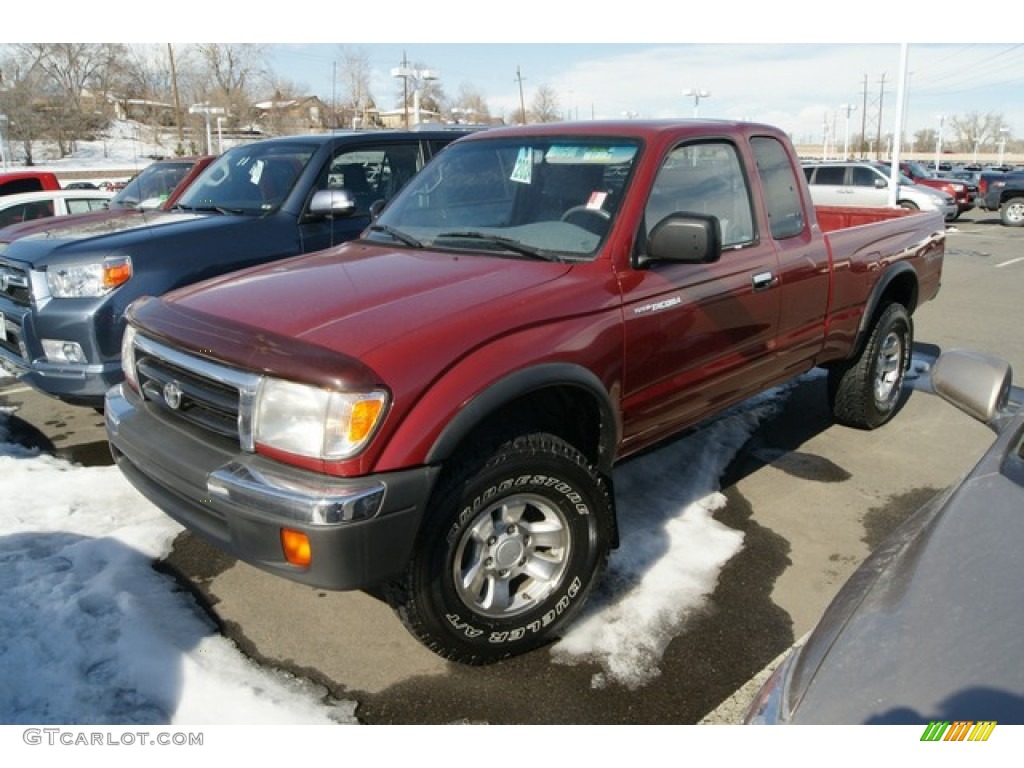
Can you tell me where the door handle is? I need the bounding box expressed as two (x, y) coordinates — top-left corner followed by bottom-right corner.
(752, 271), (777, 291)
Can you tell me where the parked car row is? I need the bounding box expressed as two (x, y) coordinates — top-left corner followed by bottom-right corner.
(0, 156), (216, 251)
(802, 160), (959, 220)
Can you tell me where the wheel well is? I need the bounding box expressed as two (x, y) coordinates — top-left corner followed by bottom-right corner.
(842, 267), (917, 365)
(427, 384), (620, 549)
(456, 385), (607, 472)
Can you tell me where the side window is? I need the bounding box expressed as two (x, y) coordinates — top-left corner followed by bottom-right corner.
(0, 199), (53, 227)
(850, 166), (878, 187)
(813, 166), (846, 185)
(319, 143), (424, 213)
(751, 136), (806, 240)
(644, 141), (754, 248)
(67, 198), (109, 214)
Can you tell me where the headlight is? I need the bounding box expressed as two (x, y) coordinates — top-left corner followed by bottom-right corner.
(254, 378), (388, 461)
(47, 256), (132, 298)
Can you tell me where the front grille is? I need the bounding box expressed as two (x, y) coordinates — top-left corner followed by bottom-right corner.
(130, 331), (261, 449)
(0, 261), (31, 306)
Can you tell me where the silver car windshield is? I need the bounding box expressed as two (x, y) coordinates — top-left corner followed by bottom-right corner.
(370, 138), (639, 261)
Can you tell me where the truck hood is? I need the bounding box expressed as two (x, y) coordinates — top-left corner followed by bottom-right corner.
(2, 210), (224, 267)
(141, 240), (581, 382)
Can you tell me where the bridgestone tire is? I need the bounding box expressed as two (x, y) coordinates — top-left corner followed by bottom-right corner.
(828, 303), (912, 430)
(1000, 197), (1024, 227)
(386, 432), (614, 665)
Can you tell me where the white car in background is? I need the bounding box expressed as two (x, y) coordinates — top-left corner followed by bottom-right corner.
(803, 161), (958, 221)
(0, 189), (114, 230)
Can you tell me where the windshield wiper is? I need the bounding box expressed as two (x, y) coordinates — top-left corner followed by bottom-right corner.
(172, 203), (245, 215)
(368, 223), (424, 248)
(434, 231), (556, 261)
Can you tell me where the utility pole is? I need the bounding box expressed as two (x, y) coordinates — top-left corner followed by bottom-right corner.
(859, 74), (869, 158)
(875, 73), (887, 161)
(168, 44), (184, 153)
(515, 66), (527, 124)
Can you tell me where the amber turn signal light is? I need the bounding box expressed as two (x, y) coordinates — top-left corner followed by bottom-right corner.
(281, 529), (312, 567)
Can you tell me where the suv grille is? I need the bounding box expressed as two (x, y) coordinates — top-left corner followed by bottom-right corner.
(129, 331), (260, 449)
(0, 261), (31, 306)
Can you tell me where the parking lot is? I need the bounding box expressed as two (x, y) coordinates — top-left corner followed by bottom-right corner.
(1, 208), (1022, 724)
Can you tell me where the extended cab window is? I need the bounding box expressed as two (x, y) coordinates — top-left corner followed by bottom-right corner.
(751, 136), (806, 239)
(644, 142), (753, 248)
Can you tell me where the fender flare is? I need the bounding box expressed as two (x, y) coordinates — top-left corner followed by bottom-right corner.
(852, 261), (919, 355)
(424, 362), (621, 477)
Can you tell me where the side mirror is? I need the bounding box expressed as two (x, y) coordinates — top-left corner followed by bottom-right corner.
(309, 189), (357, 218)
(874, 178), (888, 189)
(636, 212), (721, 269)
(929, 349), (1013, 426)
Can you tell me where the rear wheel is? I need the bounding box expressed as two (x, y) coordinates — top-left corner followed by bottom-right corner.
(1000, 197), (1024, 227)
(828, 303), (912, 430)
(387, 431), (614, 664)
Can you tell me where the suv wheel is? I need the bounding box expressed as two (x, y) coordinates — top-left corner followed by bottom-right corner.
(1000, 197), (1024, 227)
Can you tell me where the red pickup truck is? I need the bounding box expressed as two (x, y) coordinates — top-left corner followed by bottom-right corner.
(106, 121), (945, 664)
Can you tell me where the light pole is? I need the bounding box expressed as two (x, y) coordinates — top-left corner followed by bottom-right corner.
(216, 117), (224, 154)
(0, 114), (7, 170)
(188, 104), (225, 155)
(682, 88), (710, 118)
(839, 103), (857, 160)
(822, 113), (830, 160)
(391, 62), (440, 127)
(998, 127), (1010, 166)
(934, 115), (944, 169)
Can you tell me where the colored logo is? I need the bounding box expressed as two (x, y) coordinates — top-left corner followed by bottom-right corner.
(921, 721), (996, 742)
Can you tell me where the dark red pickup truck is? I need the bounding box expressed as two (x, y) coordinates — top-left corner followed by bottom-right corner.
(106, 120), (945, 664)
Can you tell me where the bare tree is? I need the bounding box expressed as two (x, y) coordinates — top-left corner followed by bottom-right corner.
(13, 43), (129, 155)
(0, 47), (49, 165)
(949, 112), (1007, 154)
(335, 46), (375, 127)
(451, 82), (491, 124)
(195, 44), (270, 129)
(530, 84), (561, 123)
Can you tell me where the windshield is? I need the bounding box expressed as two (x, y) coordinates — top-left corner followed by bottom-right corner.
(175, 142), (317, 214)
(368, 137), (639, 260)
(905, 161), (935, 179)
(109, 161), (195, 210)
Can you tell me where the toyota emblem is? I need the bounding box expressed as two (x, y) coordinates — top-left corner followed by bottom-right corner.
(163, 380), (183, 410)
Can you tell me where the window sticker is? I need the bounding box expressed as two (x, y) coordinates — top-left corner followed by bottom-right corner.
(249, 159), (265, 185)
(586, 191), (609, 210)
(545, 145), (637, 164)
(510, 147), (533, 184)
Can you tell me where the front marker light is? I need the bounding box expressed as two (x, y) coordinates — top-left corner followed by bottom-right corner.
(47, 256), (133, 298)
(254, 378), (388, 461)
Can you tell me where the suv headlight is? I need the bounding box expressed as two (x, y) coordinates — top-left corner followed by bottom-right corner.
(47, 256), (132, 298)
(254, 378), (388, 461)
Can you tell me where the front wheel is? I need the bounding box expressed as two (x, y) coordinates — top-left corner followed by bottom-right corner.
(1000, 197), (1024, 227)
(828, 303), (912, 430)
(387, 432), (614, 664)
